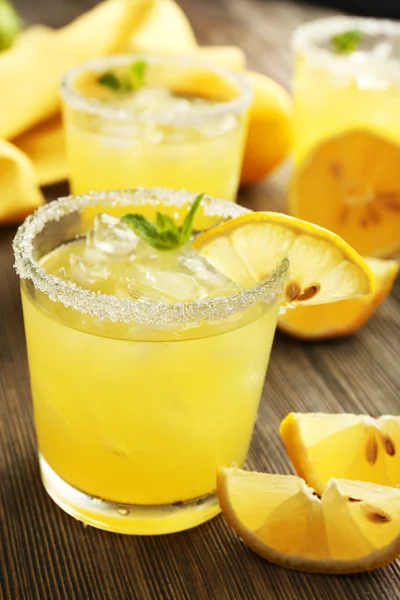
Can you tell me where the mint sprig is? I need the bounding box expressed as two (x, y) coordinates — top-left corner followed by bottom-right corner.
(129, 60), (147, 90)
(331, 29), (365, 54)
(98, 72), (121, 90)
(121, 193), (204, 251)
(97, 59), (148, 91)
(179, 193), (204, 244)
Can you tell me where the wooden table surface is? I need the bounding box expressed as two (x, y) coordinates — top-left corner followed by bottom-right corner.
(1, 1), (400, 599)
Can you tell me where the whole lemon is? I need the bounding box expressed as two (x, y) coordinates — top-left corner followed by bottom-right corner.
(241, 71), (293, 186)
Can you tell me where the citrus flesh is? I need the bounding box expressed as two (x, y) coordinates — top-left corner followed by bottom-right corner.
(278, 257), (398, 340)
(289, 129), (400, 258)
(218, 465), (400, 574)
(192, 211), (375, 307)
(280, 413), (400, 496)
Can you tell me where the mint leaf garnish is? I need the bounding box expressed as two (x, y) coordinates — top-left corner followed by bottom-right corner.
(121, 214), (177, 250)
(98, 60), (147, 92)
(331, 30), (364, 54)
(129, 59), (147, 90)
(179, 193), (204, 245)
(156, 212), (180, 238)
(122, 193), (204, 251)
(98, 72), (122, 90)
(0, 0), (22, 51)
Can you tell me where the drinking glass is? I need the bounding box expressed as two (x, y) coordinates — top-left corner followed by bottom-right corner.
(290, 16), (400, 255)
(13, 188), (287, 534)
(61, 55), (251, 201)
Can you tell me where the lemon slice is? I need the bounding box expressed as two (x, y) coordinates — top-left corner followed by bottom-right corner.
(280, 413), (400, 496)
(218, 466), (400, 574)
(278, 257), (398, 339)
(192, 212), (375, 306)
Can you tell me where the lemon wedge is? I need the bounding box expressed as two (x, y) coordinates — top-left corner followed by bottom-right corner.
(218, 465), (400, 574)
(280, 413), (400, 495)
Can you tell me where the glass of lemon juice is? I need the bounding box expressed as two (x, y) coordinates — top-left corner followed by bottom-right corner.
(61, 55), (251, 201)
(289, 17), (400, 257)
(13, 188), (287, 535)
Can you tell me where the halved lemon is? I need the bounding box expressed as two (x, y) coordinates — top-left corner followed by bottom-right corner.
(280, 413), (400, 496)
(218, 466), (400, 574)
(278, 257), (398, 340)
(192, 212), (375, 306)
(289, 130), (400, 258)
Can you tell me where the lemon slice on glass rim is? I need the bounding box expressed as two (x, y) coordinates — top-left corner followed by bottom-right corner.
(278, 257), (398, 339)
(192, 211), (375, 309)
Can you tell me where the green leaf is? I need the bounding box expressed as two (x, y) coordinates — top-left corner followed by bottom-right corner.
(121, 214), (177, 250)
(98, 72), (122, 90)
(0, 0), (22, 52)
(156, 212), (180, 239)
(97, 60), (147, 92)
(331, 30), (365, 54)
(179, 193), (204, 245)
(129, 59), (147, 90)
(122, 193), (205, 251)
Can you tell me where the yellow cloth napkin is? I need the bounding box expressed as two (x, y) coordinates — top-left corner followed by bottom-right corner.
(127, 0), (196, 53)
(5, 0), (199, 192)
(0, 1), (152, 140)
(0, 138), (44, 224)
(0, 0), (154, 224)
(0, 0), (251, 224)
(0, 0), (247, 224)
(14, 115), (67, 187)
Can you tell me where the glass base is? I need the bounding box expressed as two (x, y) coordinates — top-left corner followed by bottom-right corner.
(39, 454), (221, 535)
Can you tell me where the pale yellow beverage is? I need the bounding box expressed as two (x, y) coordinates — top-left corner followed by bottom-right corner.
(13, 188), (287, 534)
(61, 55), (251, 201)
(292, 17), (400, 169)
(289, 17), (400, 258)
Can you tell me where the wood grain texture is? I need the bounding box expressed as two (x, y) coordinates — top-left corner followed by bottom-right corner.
(1, 1), (400, 599)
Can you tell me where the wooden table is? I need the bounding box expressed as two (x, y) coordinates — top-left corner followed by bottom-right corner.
(1, 1), (400, 598)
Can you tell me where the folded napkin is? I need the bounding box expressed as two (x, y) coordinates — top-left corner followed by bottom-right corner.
(0, 1), (152, 141)
(14, 115), (67, 187)
(127, 0), (196, 53)
(0, 138), (44, 224)
(0, 0), (246, 224)
(0, 0), (154, 224)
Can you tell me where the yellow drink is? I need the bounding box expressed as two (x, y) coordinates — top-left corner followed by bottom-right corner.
(292, 18), (400, 168)
(289, 17), (400, 257)
(61, 55), (251, 200)
(14, 189), (286, 534)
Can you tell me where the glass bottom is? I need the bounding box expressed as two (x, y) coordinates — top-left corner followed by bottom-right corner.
(39, 454), (221, 535)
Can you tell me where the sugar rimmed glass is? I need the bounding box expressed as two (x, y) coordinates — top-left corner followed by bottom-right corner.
(290, 17), (400, 255)
(61, 54), (252, 201)
(291, 16), (400, 163)
(13, 188), (288, 534)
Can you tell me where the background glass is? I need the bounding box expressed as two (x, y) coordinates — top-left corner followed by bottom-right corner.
(289, 16), (400, 255)
(61, 55), (251, 202)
